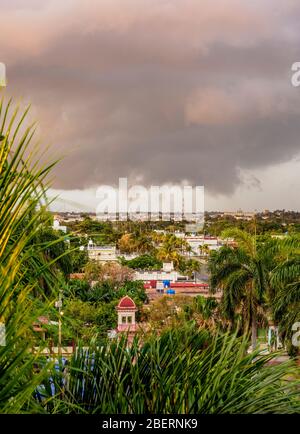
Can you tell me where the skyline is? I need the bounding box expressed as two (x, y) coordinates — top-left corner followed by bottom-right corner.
(1, 0), (300, 210)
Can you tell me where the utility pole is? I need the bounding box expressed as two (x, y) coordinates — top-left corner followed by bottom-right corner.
(56, 289), (63, 357)
(253, 210), (257, 255)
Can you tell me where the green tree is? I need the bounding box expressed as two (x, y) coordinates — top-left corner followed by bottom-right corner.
(270, 236), (300, 354)
(156, 234), (182, 267)
(0, 98), (66, 412)
(179, 258), (201, 280)
(120, 254), (162, 270)
(209, 229), (273, 349)
(64, 278), (90, 300)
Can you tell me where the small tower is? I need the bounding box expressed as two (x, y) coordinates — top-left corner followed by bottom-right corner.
(116, 296), (137, 334)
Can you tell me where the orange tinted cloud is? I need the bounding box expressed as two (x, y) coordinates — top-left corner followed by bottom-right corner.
(1, 0), (300, 200)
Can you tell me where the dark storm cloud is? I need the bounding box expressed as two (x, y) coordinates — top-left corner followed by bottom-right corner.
(2, 0), (300, 194)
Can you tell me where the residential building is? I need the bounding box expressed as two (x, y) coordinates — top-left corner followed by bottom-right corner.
(52, 219), (67, 233)
(221, 210), (256, 220)
(134, 261), (180, 283)
(87, 240), (139, 262)
(87, 241), (118, 262)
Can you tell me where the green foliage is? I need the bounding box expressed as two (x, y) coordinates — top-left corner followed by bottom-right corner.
(70, 248), (88, 273)
(270, 236), (300, 352)
(64, 279), (90, 300)
(120, 254), (162, 270)
(95, 300), (118, 331)
(209, 230), (300, 352)
(178, 258), (201, 278)
(193, 295), (218, 320)
(86, 281), (117, 303)
(62, 298), (118, 343)
(34, 227), (73, 278)
(66, 278), (146, 304)
(118, 280), (148, 303)
(62, 279), (147, 340)
(146, 294), (220, 332)
(204, 216), (291, 237)
(209, 230), (274, 347)
(41, 328), (300, 414)
(0, 98), (65, 412)
(76, 218), (117, 245)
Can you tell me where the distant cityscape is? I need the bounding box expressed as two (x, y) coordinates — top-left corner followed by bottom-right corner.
(51, 208), (300, 223)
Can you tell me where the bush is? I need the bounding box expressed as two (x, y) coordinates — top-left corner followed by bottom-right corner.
(41, 328), (300, 414)
(120, 254), (162, 270)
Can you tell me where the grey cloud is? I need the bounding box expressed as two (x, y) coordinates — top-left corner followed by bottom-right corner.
(2, 0), (300, 197)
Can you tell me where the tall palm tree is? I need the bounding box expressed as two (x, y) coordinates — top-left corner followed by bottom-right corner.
(183, 242), (193, 256)
(181, 259), (201, 281)
(209, 229), (272, 349)
(270, 236), (300, 353)
(157, 234), (182, 267)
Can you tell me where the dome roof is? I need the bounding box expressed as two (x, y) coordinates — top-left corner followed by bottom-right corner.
(117, 296), (137, 310)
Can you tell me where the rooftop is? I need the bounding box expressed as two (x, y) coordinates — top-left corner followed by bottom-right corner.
(117, 296), (137, 310)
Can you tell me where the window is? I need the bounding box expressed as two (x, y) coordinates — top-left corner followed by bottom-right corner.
(122, 316), (126, 324)
(127, 316), (132, 324)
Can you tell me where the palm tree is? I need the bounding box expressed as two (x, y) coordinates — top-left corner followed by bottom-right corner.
(0, 97), (68, 412)
(42, 327), (300, 414)
(157, 247), (181, 268)
(181, 259), (201, 281)
(118, 233), (136, 253)
(199, 243), (210, 257)
(135, 234), (154, 254)
(270, 236), (300, 353)
(183, 242), (193, 257)
(150, 231), (164, 246)
(156, 235), (182, 268)
(209, 229), (272, 349)
(193, 295), (219, 329)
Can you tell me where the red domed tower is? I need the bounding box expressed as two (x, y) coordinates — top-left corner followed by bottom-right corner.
(116, 296), (137, 334)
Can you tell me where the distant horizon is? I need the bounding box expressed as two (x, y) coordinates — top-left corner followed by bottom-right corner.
(46, 186), (300, 214)
(49, 206), (300, 214)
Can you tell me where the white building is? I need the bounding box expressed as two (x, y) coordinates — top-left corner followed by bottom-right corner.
(184, 235), (221, 256)
(134, 262), (180, 283)
(87, 241), (139, 263)
(52, 219), (67, 234)
(87, 241), (118, 263)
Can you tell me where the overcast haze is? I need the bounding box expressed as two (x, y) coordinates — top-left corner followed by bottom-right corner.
(1, 0), (300, 210)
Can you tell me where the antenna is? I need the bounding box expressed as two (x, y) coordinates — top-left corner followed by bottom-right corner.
(253, 209), (257, 255)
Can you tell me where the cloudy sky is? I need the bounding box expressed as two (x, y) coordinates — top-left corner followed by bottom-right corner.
(1, 0), (300, 211)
